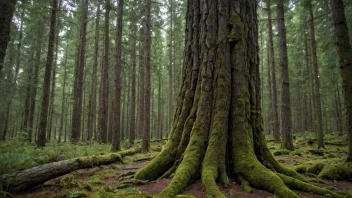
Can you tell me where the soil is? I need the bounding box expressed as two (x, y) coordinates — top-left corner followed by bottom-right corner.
(10, 142), (352, 198)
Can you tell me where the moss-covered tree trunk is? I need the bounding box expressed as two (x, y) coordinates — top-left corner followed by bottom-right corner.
(330, 0), (352, 162)
(134, 1), (341, 197)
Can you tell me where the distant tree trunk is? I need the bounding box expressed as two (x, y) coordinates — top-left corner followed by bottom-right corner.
(266, 43), (273, 135)
(267, 0), (280, 142)
(129, 0), (137, 145)
(138, 30), (145, 139)
(99, 0), (110, 143)
(71, 0), (88, 142)
(330, 0), (352, 161)
(14, 7), (24, 83)
(37, 0), (57, 147)
(157, 74), (162, 139)
(277, 0), (294, 150)
(309, 3), (324, 149)
(168, 0), (174, 132)
(0, 0), (17, 76)
(58, 46), (68, 143)
(23, 52), (34, 133)
(111, 0), (123, 151)
(142, 0), (151, 152)
(48, 3), (61, 141)
(87, 3), (100, 141)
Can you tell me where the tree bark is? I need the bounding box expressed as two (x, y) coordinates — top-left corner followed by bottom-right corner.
(99, 0), (110, 143)
(133, 1), (333, 198)
(277, 0), (294, 150)
(0, 148), (140, 193)
(142, 0), (151, 152)
(267, 0), (280, 142)
(37, 0), (57, 147)
(330, 0), (352, 161)
(129, 0), (137, 145)
(58, 46), (68, 143)
(168, 0), (174, 132)
(71, 0), (88, 142)
(0, 0), (17, 76)
(111, 0), (124, 152)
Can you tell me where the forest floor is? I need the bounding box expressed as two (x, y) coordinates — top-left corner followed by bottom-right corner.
(1, 133), (352, 198)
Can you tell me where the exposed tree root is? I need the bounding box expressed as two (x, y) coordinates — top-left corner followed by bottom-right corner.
(278, 173), (344, 198)
(318, 162), (352, 181)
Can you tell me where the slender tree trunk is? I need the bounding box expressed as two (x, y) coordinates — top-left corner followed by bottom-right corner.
(277, 0), (294, 150)
(138, 30), (145, 139)
(48, 3), (61, 141)
(266, 43), (273, 135)
(71, 0), (88, 142)
(99, 0), (110, 143)
(168, 0), (174, 132)
(267, 0), (280, 142)
(111, 0), (123, 151)
(37, 0), (57, 147)
(23, 52), (34, 133)
(28, 35), (42, 142)
(58, 46), (68, 143)
(309, 3), (325, 149)
(157, 74), (162, 139)
(142, 0), (151, 152)
(330, 0), (352, 161)
(129, 0), (137, 145)
(87, 3), (100, 141)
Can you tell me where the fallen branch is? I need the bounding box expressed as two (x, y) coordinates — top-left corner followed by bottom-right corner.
(0, 147), (141, 193)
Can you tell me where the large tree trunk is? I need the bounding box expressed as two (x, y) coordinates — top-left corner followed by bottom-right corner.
(277, 0), (294, 150)
(87, 3), (100, 141)
(0, 0), (16, 75)
(134, 1), (336, 198)
(142, 0), (151, 152)
(330, 0), (352, 162)
(267, 0), (280, 142)
(71, 0), (88, 142)
(99, 0), (110, 143)
(37, 0), (57, 147)
(111, 0), (123, 152)
(129, 0), (137, 145)
(309, 3), (325, 149)
(0, 148), (140, 193)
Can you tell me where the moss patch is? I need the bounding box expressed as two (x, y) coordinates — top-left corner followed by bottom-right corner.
(318, 162), (352, 181)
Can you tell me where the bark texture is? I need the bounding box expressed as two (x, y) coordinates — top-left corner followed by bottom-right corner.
(330, 0), (352, 162)
(99, 0), (110, 143)
(0, 148), (140, 193)
(309, 3), (325, 149)
(267, 0), (280, 142)
(277, 0), (294, 151)
(37, 0), (57, 147)
(133, 1), (337, 197)
(0, 0), (17, 75)
(142, 0), (151, 152)
(71, 0), (88, 142)
(112, 0), (123, 152)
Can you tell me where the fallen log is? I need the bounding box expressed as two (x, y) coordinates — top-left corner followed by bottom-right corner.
(0, 147), (141, 193)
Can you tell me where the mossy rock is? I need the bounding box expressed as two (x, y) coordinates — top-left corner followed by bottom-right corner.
(318, 162), (352, 181)
(273, 149), (290, 156)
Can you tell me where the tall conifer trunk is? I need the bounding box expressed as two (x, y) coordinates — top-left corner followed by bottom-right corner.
(330, 0), (352, 161)
(37, 0), (57, 147)
(133, 1), (334, 197)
